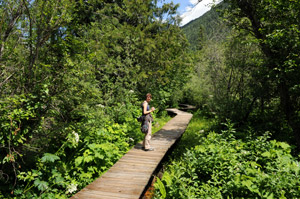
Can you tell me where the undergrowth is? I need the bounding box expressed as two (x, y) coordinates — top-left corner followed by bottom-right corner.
(153, 111), (300, 199)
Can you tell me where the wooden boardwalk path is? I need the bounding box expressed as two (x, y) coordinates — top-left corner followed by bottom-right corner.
(71, 108), (193, 199)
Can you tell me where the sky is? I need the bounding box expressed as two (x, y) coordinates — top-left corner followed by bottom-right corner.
(160, 0), (222, 26)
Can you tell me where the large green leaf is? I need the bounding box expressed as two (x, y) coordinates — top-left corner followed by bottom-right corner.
(41, 153), (60, 163)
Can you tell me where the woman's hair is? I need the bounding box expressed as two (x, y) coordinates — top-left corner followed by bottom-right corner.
(145, 93), (152, 99)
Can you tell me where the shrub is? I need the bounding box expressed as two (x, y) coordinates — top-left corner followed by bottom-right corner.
(154, 123), (300, 198)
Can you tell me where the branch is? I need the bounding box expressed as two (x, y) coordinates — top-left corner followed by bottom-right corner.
(0, 73), (15, 89)
(0, 1), (24, 60)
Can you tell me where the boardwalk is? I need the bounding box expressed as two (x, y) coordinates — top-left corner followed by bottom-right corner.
(71, 108), (193, 199)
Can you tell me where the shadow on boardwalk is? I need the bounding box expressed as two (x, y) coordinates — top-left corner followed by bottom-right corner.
(71, 108), (193, 199)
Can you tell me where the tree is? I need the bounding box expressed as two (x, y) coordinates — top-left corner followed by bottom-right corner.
(223, 0), (300, 147)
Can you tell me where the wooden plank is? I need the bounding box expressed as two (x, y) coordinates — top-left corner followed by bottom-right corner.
(105, 162), (157, 169)
(93, 176), (147, 184)
(74, 188), (138, 199)
(109, 163), (156, 170)
(90, 187), (146, 197)
(109, 165), (154, 172)
(102, 173), (149, 180)
(123, 153), (163, 159)
(87, 185), (143, 196)
(126, 151), (166, 157)
(117, 158), (158, 164)
(88, 181), (146, 189)
(102, 170), (152, 177)
(118, 156), (161, 162)
(116, 160), (158, 166)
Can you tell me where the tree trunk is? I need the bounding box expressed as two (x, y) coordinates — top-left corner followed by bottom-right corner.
(279, 79), (300, 149)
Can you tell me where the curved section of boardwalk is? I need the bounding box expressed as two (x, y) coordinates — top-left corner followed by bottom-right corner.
(71, 108), (193, 199)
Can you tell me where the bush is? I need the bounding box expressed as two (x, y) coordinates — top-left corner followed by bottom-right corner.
(154, 122), (300, 198)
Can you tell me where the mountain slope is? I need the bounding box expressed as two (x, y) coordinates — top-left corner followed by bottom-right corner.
(182, 2), (229, 50)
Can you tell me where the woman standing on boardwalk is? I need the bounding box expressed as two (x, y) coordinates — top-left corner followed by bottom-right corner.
(142, 93), (155, 151)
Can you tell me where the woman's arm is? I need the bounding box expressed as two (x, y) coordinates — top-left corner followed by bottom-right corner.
(143, 102), (154, 114)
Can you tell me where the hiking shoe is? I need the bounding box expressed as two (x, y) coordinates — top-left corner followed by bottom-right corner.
(144, 148), (154, 151)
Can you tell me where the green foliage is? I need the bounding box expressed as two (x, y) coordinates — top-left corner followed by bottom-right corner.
(41, 153), (60, 163)
(183, 18), (265, 122)
(0, 0), (190, 197)
(155, 177), (166, 199)
(154, 119), (300, 198)
(182, 0), (300, 146)
(222, 0), (300, 146)
(182, 2), (230, 50)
